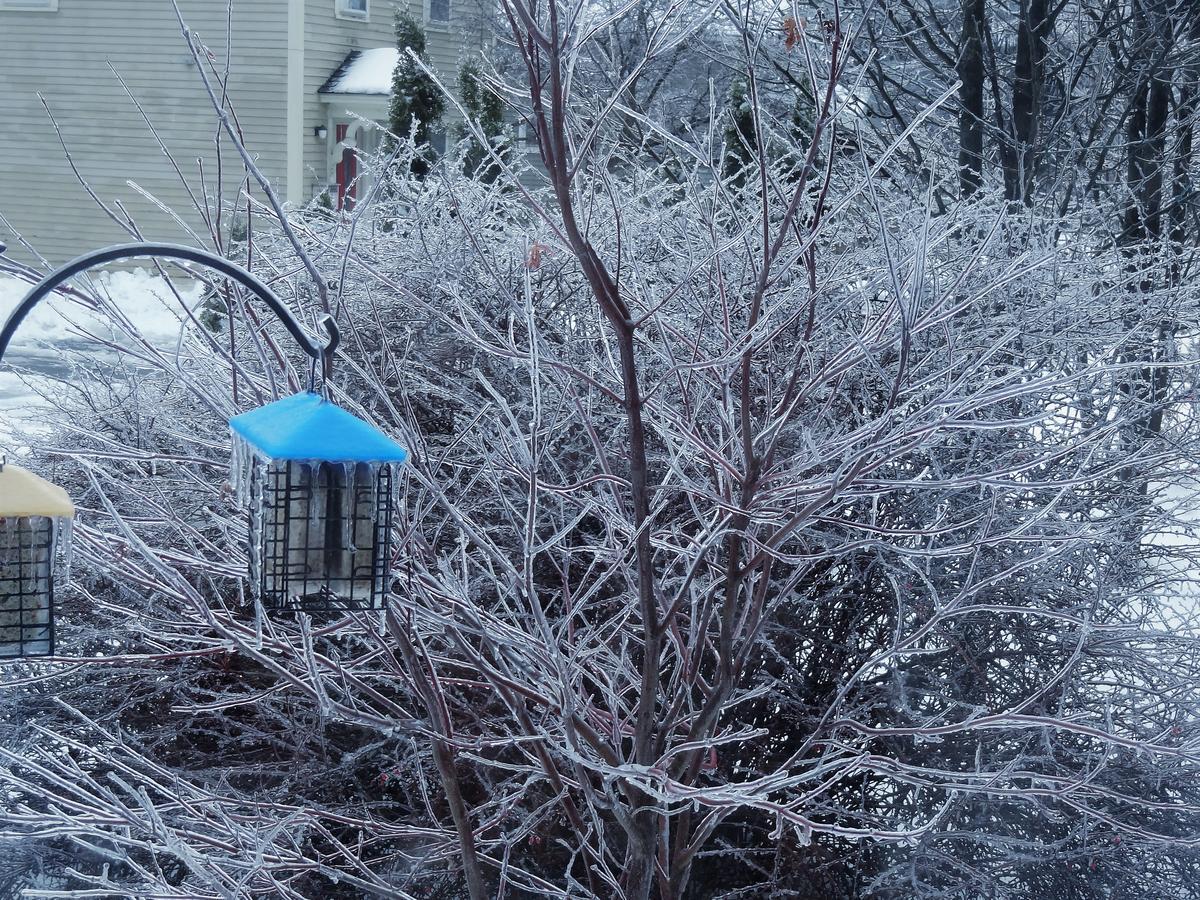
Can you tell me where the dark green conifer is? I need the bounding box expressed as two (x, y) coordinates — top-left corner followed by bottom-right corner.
(388, 11), (445, 178)
(458, 57), (508, 183)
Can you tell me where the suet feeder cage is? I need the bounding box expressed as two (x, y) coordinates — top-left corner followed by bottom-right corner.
(0, 462), (74, 658)
(230, 392), (408, 612)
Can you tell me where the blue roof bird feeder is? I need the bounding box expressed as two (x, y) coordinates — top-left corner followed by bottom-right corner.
(230, 392), (408, 612)
(0, 241), (410, 642)
(0, 461), (74, 658)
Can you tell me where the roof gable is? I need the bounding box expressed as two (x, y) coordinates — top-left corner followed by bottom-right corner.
(319, 47), (399, 96)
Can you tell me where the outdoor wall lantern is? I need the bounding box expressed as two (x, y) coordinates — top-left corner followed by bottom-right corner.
(0, 242), (409, 656)
(0, 459), (73, 658)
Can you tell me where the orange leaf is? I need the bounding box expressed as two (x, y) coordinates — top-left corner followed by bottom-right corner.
(528, 242), (550, 270)
(783, 16), (802, 51)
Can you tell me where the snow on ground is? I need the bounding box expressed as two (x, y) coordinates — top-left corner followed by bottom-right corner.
(1145, 472), (1200, 624)
(0, 269), (198, 347)
(0, 270), (202, 445)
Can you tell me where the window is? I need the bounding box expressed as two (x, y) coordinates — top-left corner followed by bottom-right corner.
(517, 122), (538, 155)
(0, 0), (59, 10)
(428, 0), (450, 23)
(335, 0), (367, 20)
(430, 128), (448, 157)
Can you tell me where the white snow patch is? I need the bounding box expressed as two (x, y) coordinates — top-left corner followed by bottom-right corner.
(0, 271), (203, 443)
(1146, 474), (1200, 621)
(1150, 478), (1200, 549)
(0, 270), (201, 347)
(0, 371), (46, 445)
(323, 47), (398, 95)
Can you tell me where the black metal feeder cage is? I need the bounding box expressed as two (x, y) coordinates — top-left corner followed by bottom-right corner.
(0, 461), (74, 658)
(0, 242), (410, 648)
(230, 392), (407, 612)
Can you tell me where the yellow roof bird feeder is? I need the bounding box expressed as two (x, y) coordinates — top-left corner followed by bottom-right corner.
(0, 461), (74, 658)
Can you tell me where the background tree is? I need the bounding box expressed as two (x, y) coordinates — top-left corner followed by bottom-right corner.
(388, 9), (444, 178)
(457, 56), (508, 183)
(722, 76), (756, 183)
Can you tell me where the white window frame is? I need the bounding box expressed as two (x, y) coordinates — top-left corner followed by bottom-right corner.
(0, 0), (59, 10)
(335, 0), (368, 21)
(430, 127), (449, 157)
(426, 0), (451, 25)
(517, 122), (538, 155)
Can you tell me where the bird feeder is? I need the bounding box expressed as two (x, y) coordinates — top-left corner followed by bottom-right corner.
(0, 462), (74, 658)
(229, 392), (408, 612)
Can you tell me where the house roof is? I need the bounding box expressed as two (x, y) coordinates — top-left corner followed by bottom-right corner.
(229, 392), (408, 464)
(319, 48), (399, 96)
(0, 463), (75, 519)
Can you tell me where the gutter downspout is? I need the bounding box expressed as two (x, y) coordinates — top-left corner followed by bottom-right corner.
(286, 0), (306, 205)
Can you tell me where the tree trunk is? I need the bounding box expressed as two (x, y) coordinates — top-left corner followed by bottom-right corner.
(1120, 2), (1175, 477)
(1006, 0), (1049, 204)
(1169, 9), (1200, 259)
(958, 0), (986, 196)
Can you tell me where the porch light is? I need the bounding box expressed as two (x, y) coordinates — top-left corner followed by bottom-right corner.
(230, 392), (407, 612)
(0, 461), (74, 658)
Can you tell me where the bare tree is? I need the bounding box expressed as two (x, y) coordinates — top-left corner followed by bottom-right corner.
(1, 2), (1199, 899)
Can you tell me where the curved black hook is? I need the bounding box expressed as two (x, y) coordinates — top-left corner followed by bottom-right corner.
(0, 243), (339, 377)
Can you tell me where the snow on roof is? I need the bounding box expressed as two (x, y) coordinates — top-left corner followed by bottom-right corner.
(319, 48), (399, 96)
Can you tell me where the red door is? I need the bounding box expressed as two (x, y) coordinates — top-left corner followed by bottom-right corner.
(335, 124), (358, 211)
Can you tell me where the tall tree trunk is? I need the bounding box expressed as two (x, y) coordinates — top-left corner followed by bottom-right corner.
(1124, 1), (1172, 246)
(1169, 9), (1200, 261)
(958, 0), (987, 196)
(1007, 0), (1050, 204)
(1121, 2), (1175, 480)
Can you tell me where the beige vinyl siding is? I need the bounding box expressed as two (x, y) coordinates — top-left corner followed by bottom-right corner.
(419, 0), (493, 138)
(419, 0), (492, 160)
(418, 0), (489, 91)
(0, 0), (288, 264)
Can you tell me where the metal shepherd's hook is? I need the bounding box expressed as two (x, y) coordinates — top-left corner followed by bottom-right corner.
(0, 242), (339, 393)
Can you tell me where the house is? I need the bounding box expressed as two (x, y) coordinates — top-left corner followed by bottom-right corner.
(0, 0), (487, 264)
